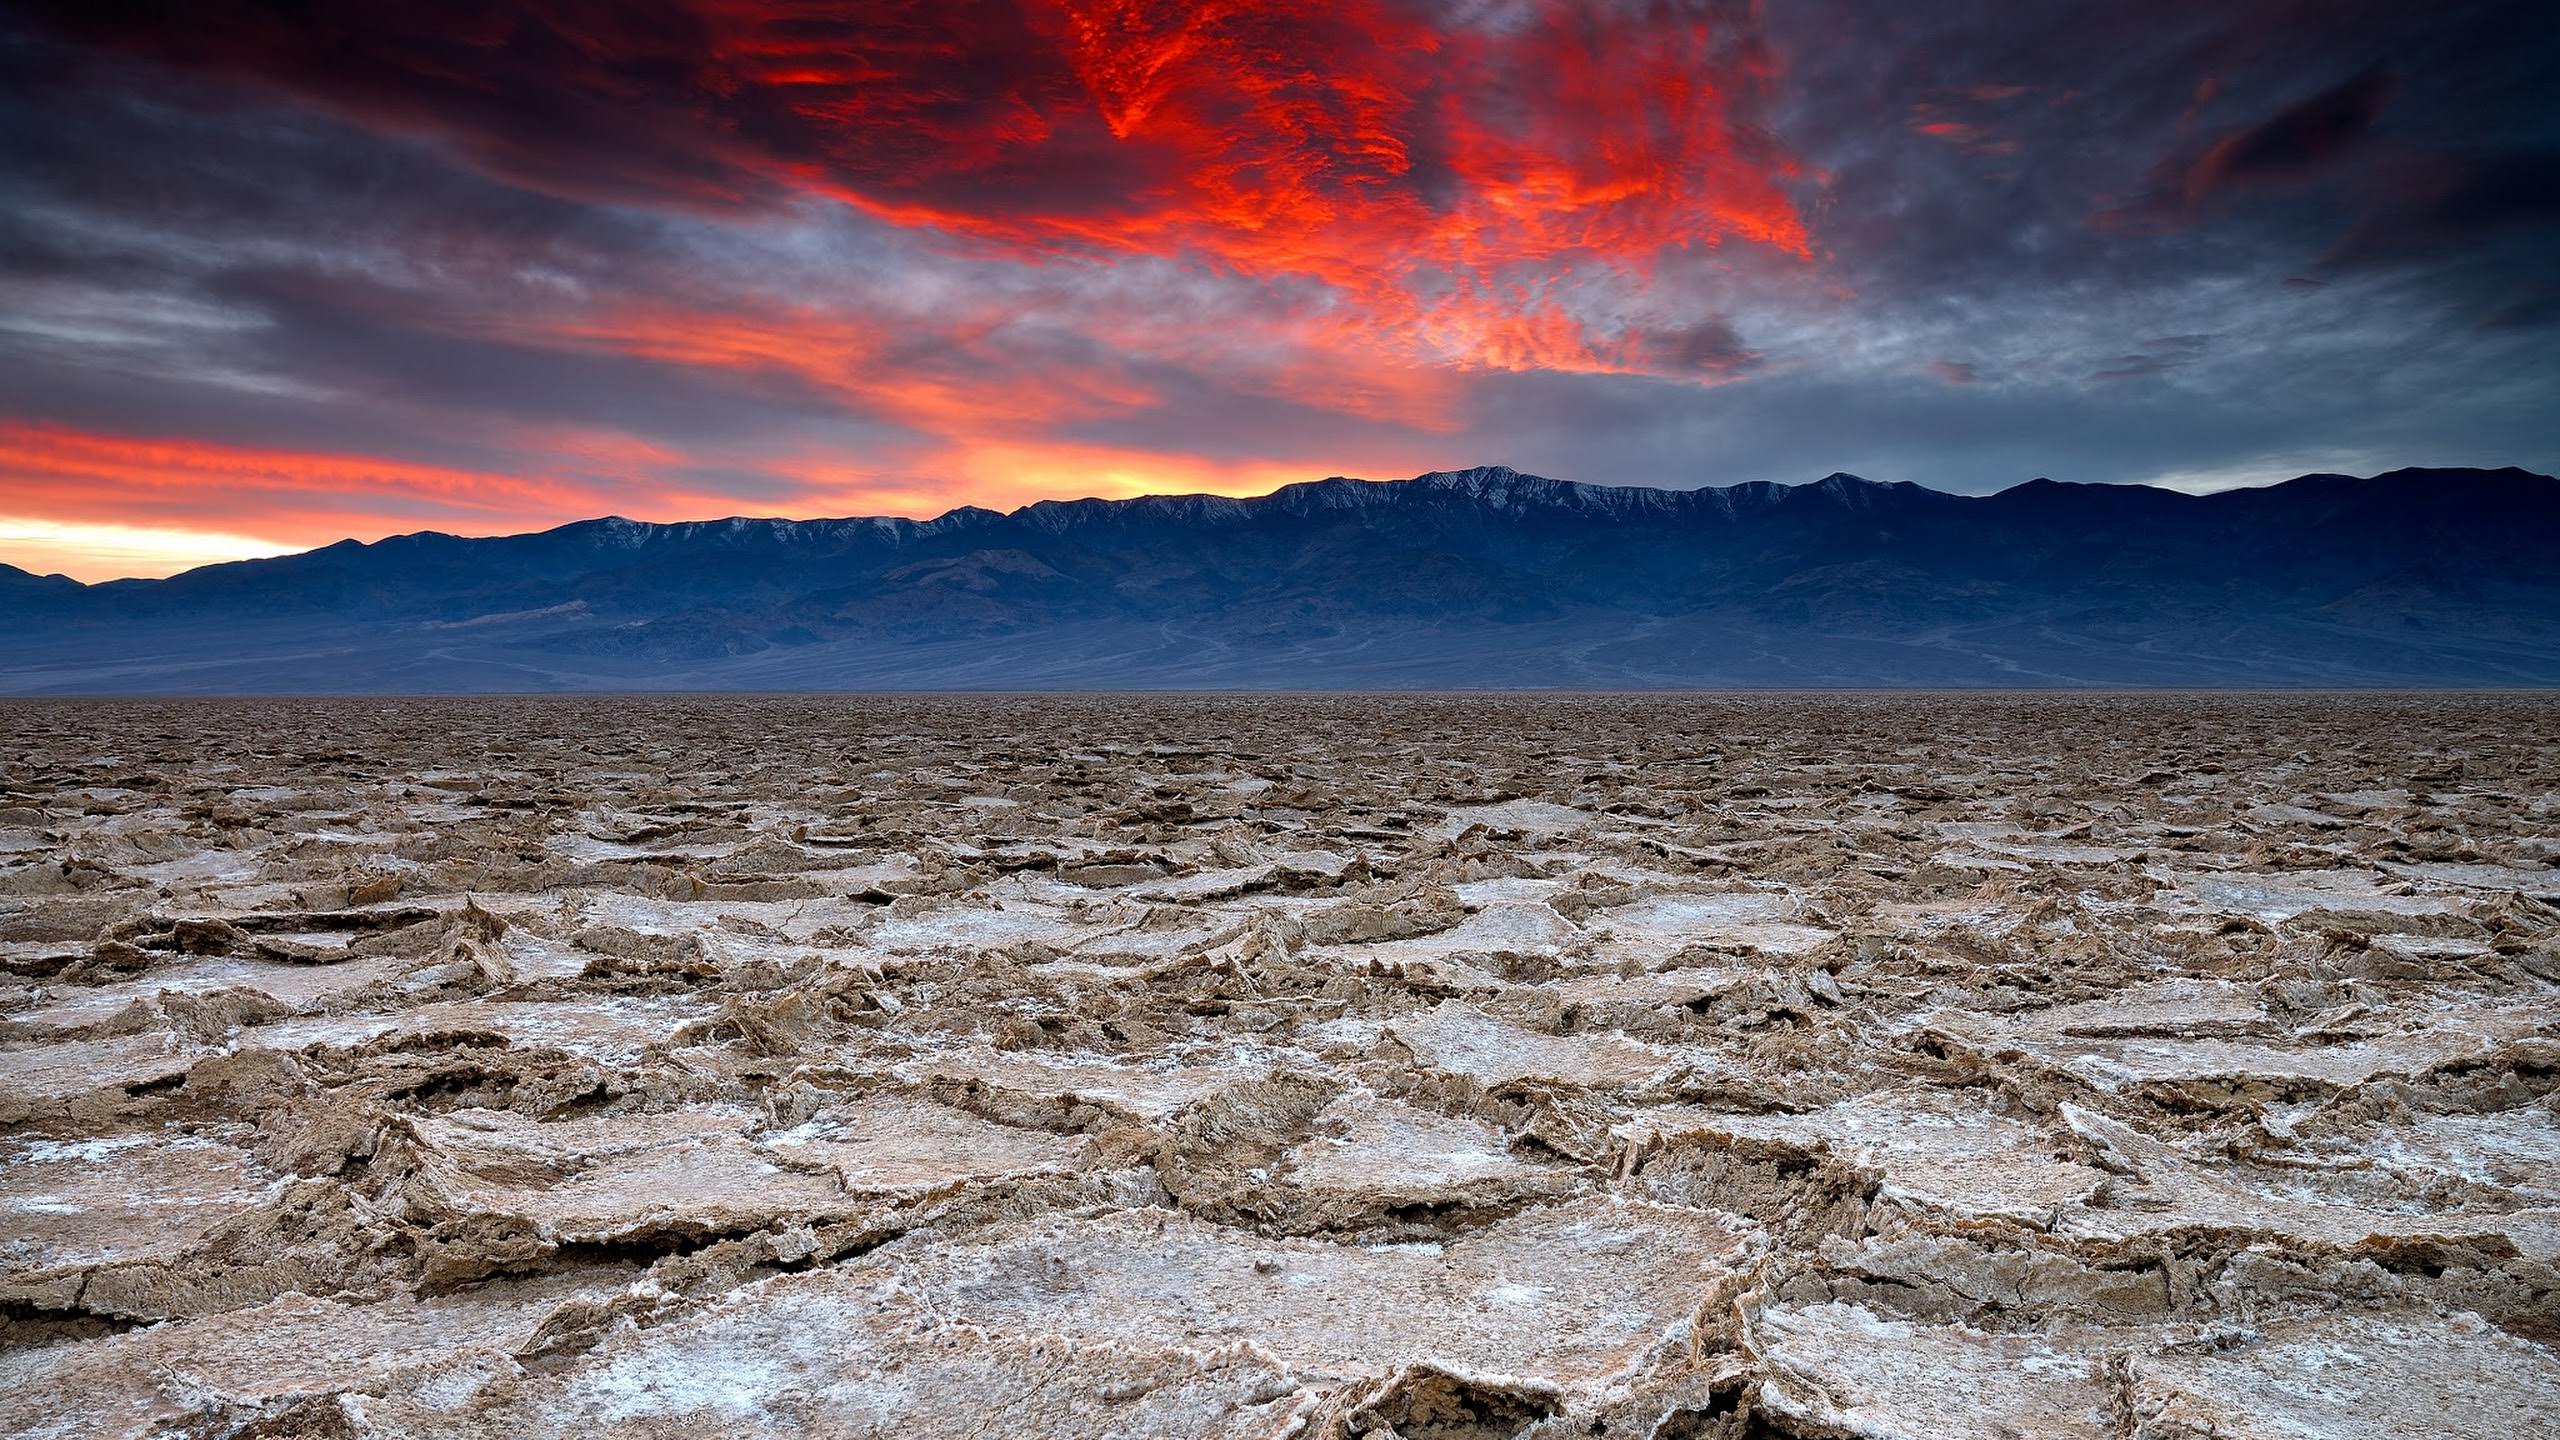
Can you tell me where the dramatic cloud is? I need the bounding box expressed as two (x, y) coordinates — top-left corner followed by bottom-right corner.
(1, 0), (2554, 578)
(2184, 64), (2392, 206)
(22, 0), (1810, 374)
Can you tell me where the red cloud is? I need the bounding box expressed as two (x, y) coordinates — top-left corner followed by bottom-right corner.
(32, 0), (1811, 376)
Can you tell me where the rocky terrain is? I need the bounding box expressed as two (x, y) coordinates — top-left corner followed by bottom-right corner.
(2, 692), (2557, 1438)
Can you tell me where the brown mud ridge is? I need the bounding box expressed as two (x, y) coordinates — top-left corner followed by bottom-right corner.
(2, 693), (2557, 1438)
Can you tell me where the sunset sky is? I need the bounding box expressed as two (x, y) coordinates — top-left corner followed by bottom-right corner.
(3, 1), (2556, 580)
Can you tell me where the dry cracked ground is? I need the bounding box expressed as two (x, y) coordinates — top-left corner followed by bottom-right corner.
(2, 694), (2558, 1439)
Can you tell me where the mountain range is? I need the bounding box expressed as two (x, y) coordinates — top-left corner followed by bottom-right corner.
(4, 465), (2555, 692)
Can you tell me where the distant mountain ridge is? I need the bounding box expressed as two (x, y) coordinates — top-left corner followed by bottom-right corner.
(4, 465), (2556, 692)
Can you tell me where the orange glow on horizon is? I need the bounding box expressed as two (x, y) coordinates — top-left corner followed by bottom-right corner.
(0, 517), (303, 584)
(0, 422), (1426, 581)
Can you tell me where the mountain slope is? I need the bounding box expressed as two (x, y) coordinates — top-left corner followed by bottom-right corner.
(3, 465), (2555, 692)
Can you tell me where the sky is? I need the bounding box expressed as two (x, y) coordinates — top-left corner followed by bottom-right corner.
(3, 2), (2556, 581)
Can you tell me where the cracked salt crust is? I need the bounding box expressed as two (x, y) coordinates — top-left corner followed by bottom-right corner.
(1, 693), (2555, 1436)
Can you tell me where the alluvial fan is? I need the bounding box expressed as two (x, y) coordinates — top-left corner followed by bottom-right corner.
(2, 693), (2557, 1438)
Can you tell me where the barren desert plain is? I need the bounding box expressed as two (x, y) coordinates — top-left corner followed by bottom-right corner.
(3, 692), (2558, 1439)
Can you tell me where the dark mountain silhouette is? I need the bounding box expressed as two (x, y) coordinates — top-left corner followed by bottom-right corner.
(4, 465), (2555, 692)
(0, 563), (83, 598)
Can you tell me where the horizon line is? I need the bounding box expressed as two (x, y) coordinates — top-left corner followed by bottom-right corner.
(12, 459), (2554, 588)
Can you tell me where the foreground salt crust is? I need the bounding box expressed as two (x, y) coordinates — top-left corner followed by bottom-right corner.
(1, 692), (2556, 1437)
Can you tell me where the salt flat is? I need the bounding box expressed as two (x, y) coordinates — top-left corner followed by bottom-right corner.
(1, 693), (2555, 1437)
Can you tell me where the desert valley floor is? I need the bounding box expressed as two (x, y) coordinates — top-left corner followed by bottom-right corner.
(2, 693), (2558, 1438)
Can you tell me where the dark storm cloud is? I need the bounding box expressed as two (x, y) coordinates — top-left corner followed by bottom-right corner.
(0, 1), (2554, 579)
(2329, 148), (2560, 264)
(2183, 64), (2393, 205)
(1765, 0), (2558, 291)
(1632, 318), (1765, 380)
